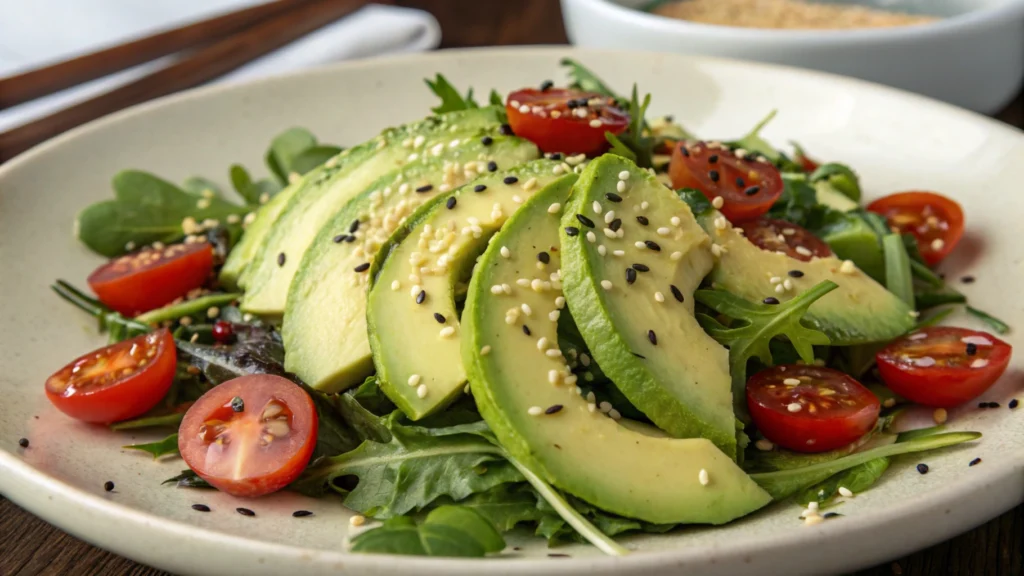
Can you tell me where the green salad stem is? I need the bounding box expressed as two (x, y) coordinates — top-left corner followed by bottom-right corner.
(135, 292), (241, 325)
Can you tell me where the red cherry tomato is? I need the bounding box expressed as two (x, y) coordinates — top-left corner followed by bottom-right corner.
(669, 142), (784, 222)
(747, 365), (880, 453)
(867, 191), (964, 266)
(45, 329), (176, 423)
(178, 374), (317, 498)
(88, 242), (213, 316)
(505, 88), (629, 156)
(737, 218), (833, 262)
(876, 327), (1012, 408)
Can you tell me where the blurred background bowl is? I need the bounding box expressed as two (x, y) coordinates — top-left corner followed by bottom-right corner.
(561, 0), (1024, 113)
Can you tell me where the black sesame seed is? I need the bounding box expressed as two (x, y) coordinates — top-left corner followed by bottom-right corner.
(916, 463), (929, 474)
(503, 176), (519, 185)
(104, 481), (115, 492)
(345, 235), (356, 243)
(679, 146), (689, 157)
(548, 553), (571, 558)
(735, 177), (745, 187)
(1010, 399), (1019, 409)
(416, 290), (426, 304)
(644, 240), (661, 251)
(540, 80), (554, 91)
(292, 510), (314, 518)
(708, 154), (719, 164)
(433, 313), (446, 324)
(354, 262), (370, 273)
(522, 324), (532, 336)
(545, 404), (564, 415)
(538, 251), (550, 264)
(499, 124), (513, 136)
(989, 402), (1001, 408)
(823, 512), (841, 519)
(709, 170), (720, 182)
(446, 197), (457, 210)
(487, 160), (498, 172)
(763, 297), (780, 305)
(230, 396), (245, 412)
(277, 252), (286, 266)
(575, 214), (595, 228)
(18, 438), (29, 448)
(744, 186), (760, 196)
(969, 458), (982, 467)
(966, 343), (977, 356)
(626, 268), (637, 284)
(349, 220), (360, 233)
(191, 504), (211, 512)
(415, 184), (433, 193)
(609, 218), (622, 232)
(961, 275), (976, 284)
(236, 507), (256, 517)
(566, 99), (579, 109)
(332, 234), (348, 243)
(636, 215), (649, 226)
(788, 270), (805, 278)
(633, 352), (646, 359)
(648, 330), (658, 345)
(474, 184), (487, 192)
(979, 402), (989, 408)
(565, 226), (580, 236)
(632, 263), (650, 272)
(481, 136), (493, 146)
(664, 115), (674, 122)
(670, 285), (684, 302)
(605, 192), (623, 203)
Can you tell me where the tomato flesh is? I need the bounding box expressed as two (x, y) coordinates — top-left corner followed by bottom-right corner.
(505, 88), (628, 156)
(867, 191), (964, 266)
(737, 218), (833, 262)
(89, 242), (213, 316)
(669, 142), (784, 222)
(178, 374), (317, 498)
(747, 365), (880, 453)
(876, 327), (1011, 408)
(45, 329), (176, 423)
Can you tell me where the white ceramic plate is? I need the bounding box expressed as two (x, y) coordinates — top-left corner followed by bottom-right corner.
(1, 47), (1022, 576)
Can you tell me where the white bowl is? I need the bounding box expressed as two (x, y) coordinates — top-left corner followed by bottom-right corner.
(561, 0), (1024, 113)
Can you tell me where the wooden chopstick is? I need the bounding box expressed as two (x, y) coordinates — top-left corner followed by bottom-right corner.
(0, 0), (314, 111)
(0, 0), (371, 161)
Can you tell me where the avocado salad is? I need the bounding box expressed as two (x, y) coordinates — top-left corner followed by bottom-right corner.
(40, 59), (1014, 558)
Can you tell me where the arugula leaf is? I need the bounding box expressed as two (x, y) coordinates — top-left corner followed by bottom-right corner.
(883, 234), (915, 308)
(966, 306), (1011, 334)
(488, 89), (503, 107)
(749, 431), (980, 501)
(605, 132), (637, 162)
(560, 58), (621, 100)
(603, 85), (655, 168)
(809, 163), (861, 202)
(797, 457), (889, 507)
(350, 506), (505, 557)
(110, 412), (184, 431)
(52, 280), (150, 343)
(728, 110), (780, 161)
(265, 127), (318, 184)
(125, 433), (180, 459)
(696, 281), (836, 420)
(425, 74), (481, 114)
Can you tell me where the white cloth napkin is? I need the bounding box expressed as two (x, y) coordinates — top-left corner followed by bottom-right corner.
(0, 1), (441, 132)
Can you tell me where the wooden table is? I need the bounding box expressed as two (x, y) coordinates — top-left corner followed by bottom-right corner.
(2, 1), (1022, 574)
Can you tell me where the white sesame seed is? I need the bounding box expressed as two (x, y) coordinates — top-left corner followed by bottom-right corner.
(417, 384), (428, 398)
(586, 231), (596, 242)
(775, 283), (786, 294)
(586, 392), (596, 403)
(787, 402), (802, 412)
(670, 216), (681, 227)
(528, 406), (544, 416)
(601, 280), (613, 290)
(500, 246), (510, 258)
(548, 370), (561, 385)
(547, 202), (562, 214)
(531, 278), (545, 291)
(516, 278), (530, 288)
(654, 291), (665, 303)
(589, 119), (602, 128)
(711, 244), (723, 257)
(795, 246), (813, 257)
(971, 358), (990, 368)
(480, 345), (491, 356)
(602, 228), (616, 238)
(549, 310), (560, 322)
(838, 486), (854, 498)
(490, 285), (504, 295)
(883, 398), (896, 408)
(196, 198), (211, 210)
(931, 238), (945, 251)
(537, 337), (549, 351)
(770, 276), (783, 285)
(519, 104), (530, 114)
(784, 378), (801, 386)
(657, 227), (672, 236)
(350, 514), (366, 527)
(755, 439), (774, 451)
(671, 251), (684, 261)
(711, 196), (725, 209)
(839, 260), (857, 275)
(555, 296), (566, 309)
(408, 374), (421, 387)
(592, 200), (603, 214)
(439, 326), (456, 338)
(808, 501), (819, 511)
(604, 210), (616, 224)
(413, 135), (426, 148)
(635, 241), (647, 249)
(545, 349), (562, 358)
(599, 401), (612, 413)
(598, 245), (607, 256)
(616, 180), (627, 193)
(613, 250), (625, 257)
(804, 514), (825, 526)
(206, 306), (220, 319)
(783, 279), (794, 291)
(698, 469), (709, 486)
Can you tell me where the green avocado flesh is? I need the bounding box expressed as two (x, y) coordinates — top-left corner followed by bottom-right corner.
(367, 160), (563, 419)
(687, 197), (915, 345)
(462, 177), (771, 524)
(240, 107), (507, 317)
(560, 156), (737, 458)
(283, 137), (540, 393)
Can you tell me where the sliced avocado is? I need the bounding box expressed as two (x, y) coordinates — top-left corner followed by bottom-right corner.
(681, 191), (916, 345)
(241, 107), (507, 317)
(283, 138), (540, 393)
(814, 180), (858, 212)
(819, 213), (885, 283)
(559, 156), (737, 457)
(462, 178), (771, 524)
(367, 160), (564, 418)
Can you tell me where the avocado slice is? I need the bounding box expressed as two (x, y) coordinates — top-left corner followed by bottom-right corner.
(559, 156), (737, 458)
(462, 178), (771, 524)
(681, 191), (915, 344)
(283, 137), (540, 393)
(240, 107), (507, 317)
(367, 160), (564, 419)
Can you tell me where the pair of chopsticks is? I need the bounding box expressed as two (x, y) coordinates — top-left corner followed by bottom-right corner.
(0, 0), (372, 162)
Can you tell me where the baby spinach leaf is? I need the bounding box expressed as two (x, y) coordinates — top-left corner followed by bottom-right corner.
(696, 281), (836, 420)
(350, 506), (505, 557)
(424, 506), (505, 553)
(182, 176), (224, 198)
(265, 127), (317, 184)
(425, 74), (481, 114)
(434, 484), (553, 533)
(809, 163), (861, 202)
(350, 517), (428, 555)
(290, 145), (343, 176)
(229, 164), (282, 206)
(966, 306), (1010, 335)
(125, 433), (180, 459)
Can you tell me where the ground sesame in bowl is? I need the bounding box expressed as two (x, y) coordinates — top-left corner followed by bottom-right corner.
(650, 0), (939, 30)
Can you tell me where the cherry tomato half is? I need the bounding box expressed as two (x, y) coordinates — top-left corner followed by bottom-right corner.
(178, 374), (317, 498)
(737, 218), (833, 262)
(88, 242), (214, 316)
(747, 365), (880, 453)
(669, 142), (784, 222)
(876, 327), (1012, 408)
(505, 88), (629, 156)
(867, 191), (964, 266)
(45, 329), (177, 423)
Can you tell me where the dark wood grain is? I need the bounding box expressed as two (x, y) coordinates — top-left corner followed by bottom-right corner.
(2, 1), (1021, 574)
